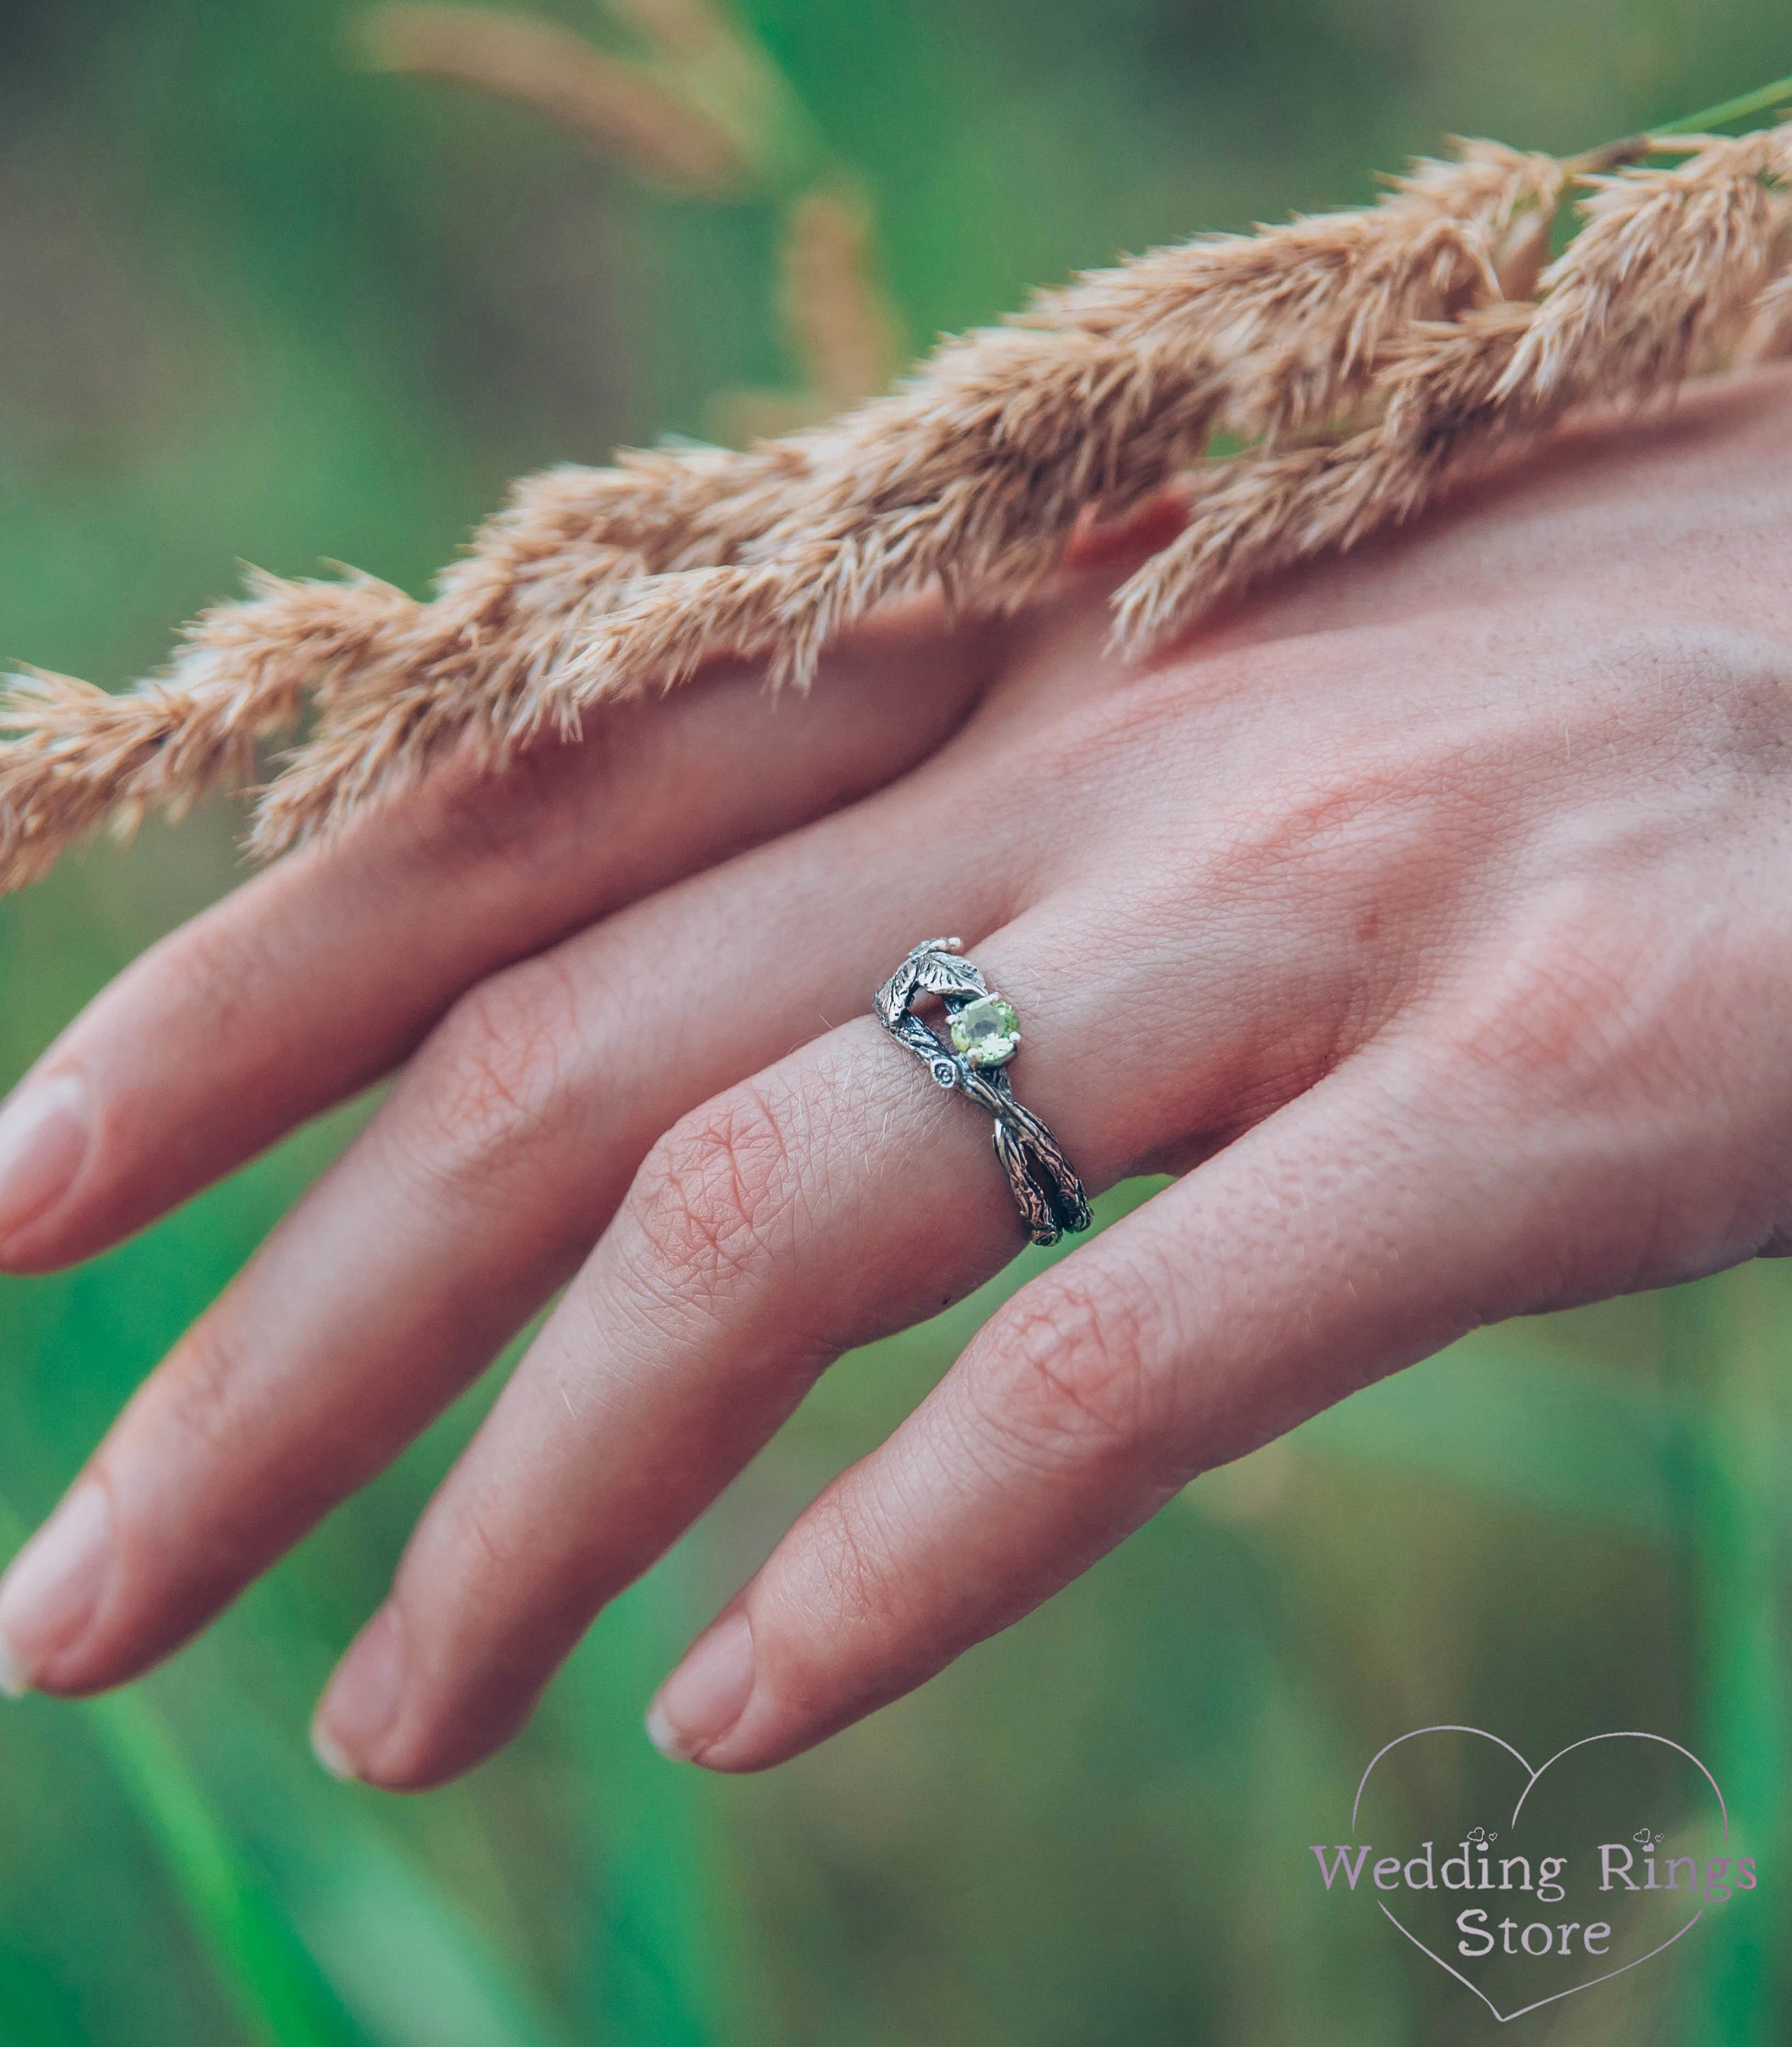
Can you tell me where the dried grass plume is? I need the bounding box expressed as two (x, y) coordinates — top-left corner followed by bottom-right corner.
(359, 5), (749, 193)
(6, 118), (1792, 892)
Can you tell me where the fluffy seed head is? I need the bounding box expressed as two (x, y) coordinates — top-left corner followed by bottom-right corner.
(5, 123), (1792, 892)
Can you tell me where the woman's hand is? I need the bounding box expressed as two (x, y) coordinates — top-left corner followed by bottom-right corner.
(4, 368), (1792, 1788)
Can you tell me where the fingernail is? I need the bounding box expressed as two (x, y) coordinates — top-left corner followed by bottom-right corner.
(646, 1611), (755, 1762)
(310, 1723), (358, 1783)
(0, 1073), (90, 1256)
(313, 1603), (404, 1782)
(0, 1481), (112, 1694)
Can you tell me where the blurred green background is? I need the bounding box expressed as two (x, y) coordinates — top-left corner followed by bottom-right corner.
(2, 1), (1791, 2040)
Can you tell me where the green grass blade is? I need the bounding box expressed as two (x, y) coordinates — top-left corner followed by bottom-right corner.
(1652, 73), (1792, 137)
(1668, 1272), (1787, 2044)
(161, 1656), (581, 2047)
(0, 1497), (362, 2047)
(563, 1559), (732, 2047)
(83, 1695), (366, 2047)
(284, 1824), (577, 2047)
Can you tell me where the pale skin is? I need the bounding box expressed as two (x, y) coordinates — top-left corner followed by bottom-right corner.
(1, 367), (1791, 1789)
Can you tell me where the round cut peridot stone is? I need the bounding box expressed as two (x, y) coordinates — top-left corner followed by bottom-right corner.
(950, 993), (1022, 1068)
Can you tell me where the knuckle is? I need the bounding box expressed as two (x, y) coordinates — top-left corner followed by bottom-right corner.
(397, 957), (583, 1189)
(1213, 742), (1457, 901)
(399, 740), (596, 886)
(802, 1483), (899, 1636)
(969, 1268), (1168, 1476)
(1591, 621), (1787, 746)
(1434, 876), (1712, 1104)
(626, 1082), (800, 1300)
(138, 1319), (253, 1477)
(134, 904), (276, 1041)
(1611, 624), (1792, 829)
(438, 1479), (518, 1583)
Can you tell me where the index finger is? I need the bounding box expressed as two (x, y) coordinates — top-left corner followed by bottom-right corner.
(0, 607), (996, 1272)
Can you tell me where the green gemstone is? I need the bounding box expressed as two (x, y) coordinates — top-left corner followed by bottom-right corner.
(950, 993), (1022, 1068)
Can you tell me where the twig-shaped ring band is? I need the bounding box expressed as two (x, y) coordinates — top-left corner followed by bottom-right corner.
(873, 938), (1092, 1247)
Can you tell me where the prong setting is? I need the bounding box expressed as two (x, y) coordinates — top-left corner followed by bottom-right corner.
(949, 993), (1022, 1069)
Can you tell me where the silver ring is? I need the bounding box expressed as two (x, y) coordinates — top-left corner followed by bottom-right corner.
(873, 938), (1092, 1247)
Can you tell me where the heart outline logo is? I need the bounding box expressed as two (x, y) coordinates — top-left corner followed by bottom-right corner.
(1351, 1726), (1729, 2024)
